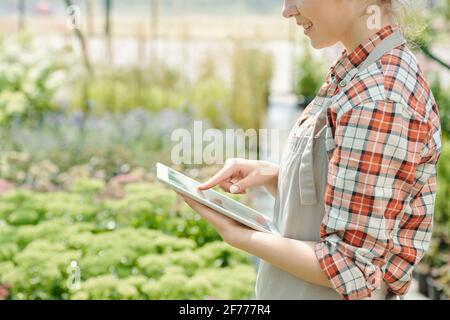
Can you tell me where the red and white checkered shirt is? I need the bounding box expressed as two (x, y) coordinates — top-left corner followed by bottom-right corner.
(305, 25), (443, 300)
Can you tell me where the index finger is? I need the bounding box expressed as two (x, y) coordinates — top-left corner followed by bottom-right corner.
(198, 165), (235, 191)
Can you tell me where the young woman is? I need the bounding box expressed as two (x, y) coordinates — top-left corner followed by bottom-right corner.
(178, 0), (443, 300)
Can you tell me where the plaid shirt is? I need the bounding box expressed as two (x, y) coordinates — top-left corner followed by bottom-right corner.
(303, 25), (443, 300)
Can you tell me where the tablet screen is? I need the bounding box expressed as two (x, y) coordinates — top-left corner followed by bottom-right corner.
(166, 166), (274, 232)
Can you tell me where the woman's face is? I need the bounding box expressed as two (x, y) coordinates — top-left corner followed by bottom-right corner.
(282, 0), (365, 49)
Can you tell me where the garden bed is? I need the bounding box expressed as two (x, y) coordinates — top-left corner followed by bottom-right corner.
(0, 178), (256, 300)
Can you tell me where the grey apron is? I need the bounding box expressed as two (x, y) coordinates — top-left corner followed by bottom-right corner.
(255, 30), (406, 300)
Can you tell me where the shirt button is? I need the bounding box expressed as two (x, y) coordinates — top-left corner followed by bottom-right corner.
(339, 80), (347, 87)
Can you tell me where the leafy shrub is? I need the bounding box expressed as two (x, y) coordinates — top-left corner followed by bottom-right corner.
(436, 137), (450, 234)
(70, 274), (141, 300)
(191, 77), (231, 128)
(0, 110), (179, 180)
(69, 45), (274, 132)
(0, 182), (256, 300)
(70, 178), (105, 196)
(71, 65), (187, 115)
(294, 38), (327, 100)
(430, 74), (450, 139)
(6, 208), (40, 226)
(229, 45), (273, 131)
(0, 34), (75, 124)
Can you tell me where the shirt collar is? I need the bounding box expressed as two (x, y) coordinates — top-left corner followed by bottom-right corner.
(329, 25), (398, 85)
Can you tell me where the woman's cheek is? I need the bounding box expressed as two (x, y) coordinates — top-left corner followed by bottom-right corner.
(295, 0), (314, 18)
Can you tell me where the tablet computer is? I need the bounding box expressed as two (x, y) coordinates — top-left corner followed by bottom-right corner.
(156, 162), (280, 235)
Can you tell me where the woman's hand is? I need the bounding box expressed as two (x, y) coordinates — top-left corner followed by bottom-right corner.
(176, 193), (333, 291)
(176, 192), (253, 246)
(198, 158), (279, 197)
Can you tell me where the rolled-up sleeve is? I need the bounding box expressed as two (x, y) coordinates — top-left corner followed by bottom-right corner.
(314, 100), (435, 300)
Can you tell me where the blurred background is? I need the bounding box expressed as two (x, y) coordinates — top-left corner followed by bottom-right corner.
(0, 0), (448, 300)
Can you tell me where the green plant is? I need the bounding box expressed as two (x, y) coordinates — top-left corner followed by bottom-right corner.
(430, 74), (450, 139)
(436, 137), (450, 235)
(0, 34), (74, 124)
(0, 181), (256, 300)
(191, 77), (231, 128)
(71, 65), (187, 115)
(294, 38), (327, 101)
(70, 178), (105, 196)
(229, 44), (273, 131)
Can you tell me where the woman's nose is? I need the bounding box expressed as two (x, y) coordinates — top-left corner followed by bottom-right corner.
(282, 4), (299, 18)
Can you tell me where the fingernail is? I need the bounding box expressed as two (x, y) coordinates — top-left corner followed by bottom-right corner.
(230, 185), (240, 194)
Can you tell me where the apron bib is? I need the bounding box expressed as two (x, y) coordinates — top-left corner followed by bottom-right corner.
(255, 30), (406, 300)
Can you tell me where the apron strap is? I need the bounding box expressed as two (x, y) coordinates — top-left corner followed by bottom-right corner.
(358, 29), (406, 73)
(298, 29), (406, 205)
(334, 29), (407, 88)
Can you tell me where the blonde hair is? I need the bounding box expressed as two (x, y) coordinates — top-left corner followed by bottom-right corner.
(389, 0), (428, 43)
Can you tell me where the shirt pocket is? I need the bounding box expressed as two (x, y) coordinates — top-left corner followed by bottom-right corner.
(287, 126), (309, 155)
(287, 122), (328, 162)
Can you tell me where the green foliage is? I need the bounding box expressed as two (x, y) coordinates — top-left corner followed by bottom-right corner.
(0, 124), (169, 184)
(191, 77), (230, 128)
(0, 41), (274, 179)
(0, 182), (256, 300)
(436, 137), (450, 234)
(430, 74), (450, 139)
(294, 38), (327, 99)
(69, 46), (274, 132)
(103, 183), (221, 246)
(430, 73), (450, 237)
(195, 45), (273, 131)
(70, 275), (141, 300)
(229, 45), (273, 131)
(71, 66), (188, 115)
(137, 254), (173, 279)
(196, 241), (251, 268)
(6, 208), (40, 226)
(443, 0), (450, 22)
(70, 178), (105, 196)
(0, 34), (74, 124)
(1, 239), (82, 299)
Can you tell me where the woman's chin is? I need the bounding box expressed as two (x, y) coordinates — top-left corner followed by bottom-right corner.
(308, 38), (324, 50)
(308, 36), (337, 50)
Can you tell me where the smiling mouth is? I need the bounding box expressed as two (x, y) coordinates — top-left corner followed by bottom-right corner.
(302, 22), (313, 31)
(297, 21), (313, 33)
